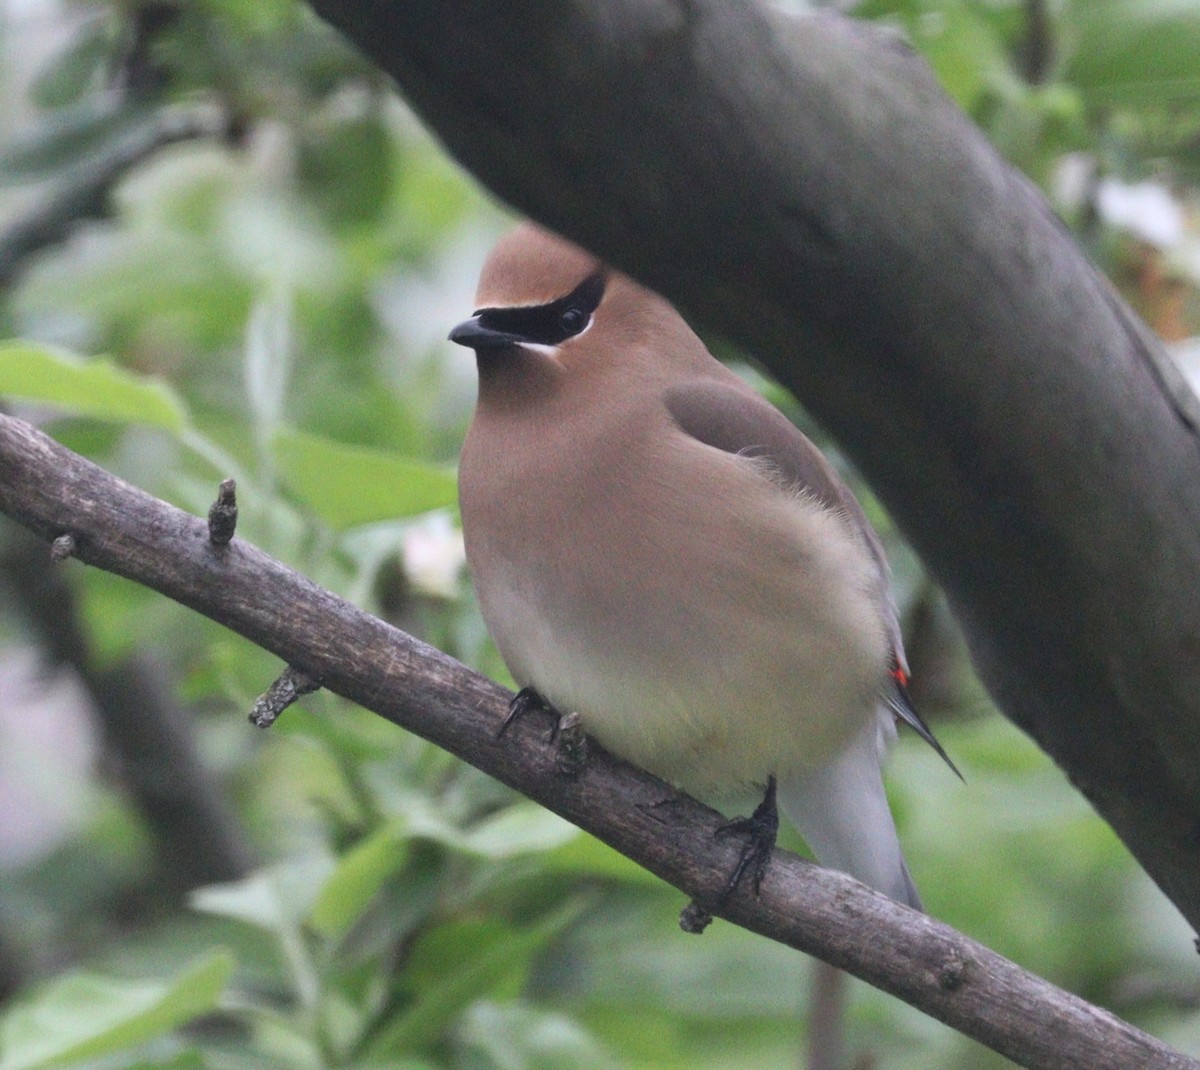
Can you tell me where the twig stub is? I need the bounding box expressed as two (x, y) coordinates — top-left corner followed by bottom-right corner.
(207, 479), (238, 546)
(249, 665), (321, 728)
(679, 900), (714, 934)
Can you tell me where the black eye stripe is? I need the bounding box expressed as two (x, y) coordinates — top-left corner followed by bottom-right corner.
(476, 271), (606, 346)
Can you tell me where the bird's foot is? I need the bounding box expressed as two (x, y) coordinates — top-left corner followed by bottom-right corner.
(714, 774), (780, 901)
(497, 686), (588, 778)
(680, 776), (780, 935)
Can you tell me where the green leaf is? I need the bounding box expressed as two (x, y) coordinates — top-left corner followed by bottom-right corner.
(0, 342), (187, 431)
(1067, 0), (1200, 103)
(859, 1), (1010, 111)
(399, 796), (578, 861)
(310, 798), (584, 941)
(198, 0), (301, 36)
(458, 803), (579, 858)
(299, 116), (394, 227)
(0, 99), (155, 184)
(365, 907), (580, 1058)
(457, 1001), (620, 1070)
(271, 428), (457, 529)
(309, 825), (410, 939)
(189, 857), (334, 934)
(540, 830), (662, 888)
(122, 1053), (208, 1070)
(237, 1006), (325, 1067)
(0, 951), (233, 1070)
(30, 21), (116, 109)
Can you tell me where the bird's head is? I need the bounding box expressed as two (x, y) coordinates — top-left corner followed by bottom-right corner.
(449, 223), (608, 358)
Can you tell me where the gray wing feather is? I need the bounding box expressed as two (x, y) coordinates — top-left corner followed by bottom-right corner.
(665, 379), (961, 778)
(663, 379), (906, 663)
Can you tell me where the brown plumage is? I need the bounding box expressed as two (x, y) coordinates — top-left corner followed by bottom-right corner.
(453, 222), (952, 907)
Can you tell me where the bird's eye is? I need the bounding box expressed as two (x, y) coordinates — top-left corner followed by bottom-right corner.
(559, 306), (588, 335)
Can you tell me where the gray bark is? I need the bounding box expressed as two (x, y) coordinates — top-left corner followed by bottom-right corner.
(304, 0), (1200, 933)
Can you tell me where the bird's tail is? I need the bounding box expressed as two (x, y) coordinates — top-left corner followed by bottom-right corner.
(777, 711), (922, 910)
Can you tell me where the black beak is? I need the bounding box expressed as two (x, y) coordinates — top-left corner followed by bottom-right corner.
(448, 315), (524, 350)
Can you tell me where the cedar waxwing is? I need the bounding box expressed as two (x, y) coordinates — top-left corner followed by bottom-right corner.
(450, 223), (955, 909)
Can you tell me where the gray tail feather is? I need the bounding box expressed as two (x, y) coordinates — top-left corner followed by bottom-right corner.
(899, 855), (923, 912)
(778, 715), (923, 910)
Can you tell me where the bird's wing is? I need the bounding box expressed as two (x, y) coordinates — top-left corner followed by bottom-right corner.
(663, 377), (892, 593)
(664, 379), (959, 775)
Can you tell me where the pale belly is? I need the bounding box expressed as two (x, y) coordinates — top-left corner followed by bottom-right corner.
(469, 466), (888, 806)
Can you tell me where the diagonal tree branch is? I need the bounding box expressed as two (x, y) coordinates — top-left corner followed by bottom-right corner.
(0, 417), (1194, 1070)
(302, 0), (1200, 934)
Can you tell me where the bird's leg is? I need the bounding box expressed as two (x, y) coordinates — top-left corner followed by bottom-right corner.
(714, 774), (780, 901)
(496, 686), (589, 777)
(680, 776), (780, 934)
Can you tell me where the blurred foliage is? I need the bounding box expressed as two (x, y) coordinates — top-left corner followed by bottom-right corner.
(0, 1), (1198, 1069)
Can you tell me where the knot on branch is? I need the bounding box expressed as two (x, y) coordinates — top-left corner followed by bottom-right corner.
(938, 949), (970, 992)
(49, 533), (77, 562)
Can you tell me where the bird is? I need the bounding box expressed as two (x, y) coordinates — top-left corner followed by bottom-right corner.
(449, 221), (956, 910)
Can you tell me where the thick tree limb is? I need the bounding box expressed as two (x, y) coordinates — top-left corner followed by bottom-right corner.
(303, 0), (1200, 932)
(0, 417), (1194, 1070)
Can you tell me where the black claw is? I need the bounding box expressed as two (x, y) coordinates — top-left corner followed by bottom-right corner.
(714, 774), (780, 901)
(496, 686), (548, 739)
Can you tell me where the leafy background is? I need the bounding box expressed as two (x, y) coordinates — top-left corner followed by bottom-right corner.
(0, 1), (1199, 1067)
